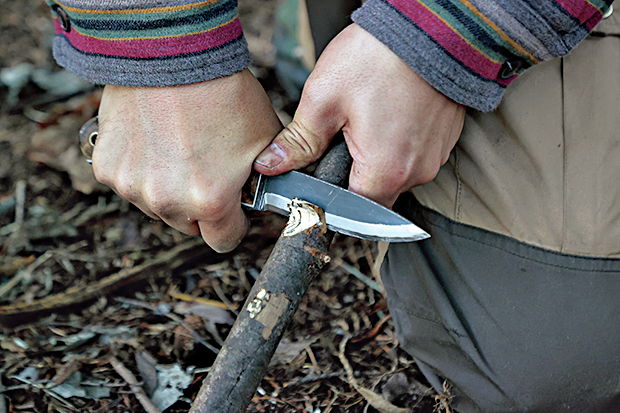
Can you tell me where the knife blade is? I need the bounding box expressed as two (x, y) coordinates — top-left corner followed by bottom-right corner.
(241, 171), (429, 242)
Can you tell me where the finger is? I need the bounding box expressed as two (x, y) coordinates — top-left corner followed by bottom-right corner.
(254, 83), (344, 175)
(254, 119), (336, 175)
(197, 204), (250, 253)
(91, 159), (164, 224)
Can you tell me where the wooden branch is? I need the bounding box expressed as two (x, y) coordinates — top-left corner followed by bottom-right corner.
(189, 138), (353, 413)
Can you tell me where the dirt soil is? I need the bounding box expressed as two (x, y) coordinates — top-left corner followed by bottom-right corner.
(0, 1), (442, 412)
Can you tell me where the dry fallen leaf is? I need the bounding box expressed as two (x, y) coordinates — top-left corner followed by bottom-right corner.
(173, 301), (234, 326)
(269, 337), (317, 367)
(135, 350), (159, 397)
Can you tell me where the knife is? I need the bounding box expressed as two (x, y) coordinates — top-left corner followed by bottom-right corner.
(241, 170), (428, 242)
(79, 117), (429, 242)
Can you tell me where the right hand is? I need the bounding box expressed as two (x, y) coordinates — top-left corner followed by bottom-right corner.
(92, 69), (283, 252)
(254, 24), (464, 208)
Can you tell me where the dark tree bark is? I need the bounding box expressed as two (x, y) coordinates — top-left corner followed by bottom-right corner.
(189, 138), (352, 413)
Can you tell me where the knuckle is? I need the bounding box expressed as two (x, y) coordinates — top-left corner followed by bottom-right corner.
(198, 212), (247, 254)
(390, 169), (412, 191)
(414, 161), (441, 186)
(200, 196), (233, 223)
(441, 152), (451, 165)
(415, 172), (435, 186)
(301, 74), (335, 106)
(142, 187), (176, 219)
(113, 175), (139, 203)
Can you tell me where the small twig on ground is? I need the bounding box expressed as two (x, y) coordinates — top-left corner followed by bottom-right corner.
(109, 356), (162, 413)
(338, 261), (383, 293)
(338, 337), (410, 413)
(210, 278), (239, 316)
(354, 314), (392, 343)
(283, 371), (345, 388)
(0, 256), (35, 277)
(9, 373), (77, 410)
(0, 250), (52, 300)
(73, 197), (122, 227)
(324, 392), (340, 413)
(0, 239), (209, 326)
(305, 345), (319, 372)
(168, 287), (237, 310)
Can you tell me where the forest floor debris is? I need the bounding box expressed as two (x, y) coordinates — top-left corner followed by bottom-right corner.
(0, 1), (439, 412)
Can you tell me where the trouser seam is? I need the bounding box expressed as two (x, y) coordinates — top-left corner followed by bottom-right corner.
(455, 148), (462, 221)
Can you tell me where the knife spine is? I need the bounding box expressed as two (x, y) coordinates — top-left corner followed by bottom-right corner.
(253, 173), (266, 210)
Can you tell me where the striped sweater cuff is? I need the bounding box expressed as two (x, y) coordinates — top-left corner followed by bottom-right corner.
(46, 0), (251, 87)
(352, 0), (614, 111)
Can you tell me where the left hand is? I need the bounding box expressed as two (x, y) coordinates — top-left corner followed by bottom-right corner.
(92, 70), (283, 252)
(254, 24), (465, 208)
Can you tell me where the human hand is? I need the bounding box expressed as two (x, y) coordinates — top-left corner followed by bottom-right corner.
(254, 24), (465, 208)
(92, 69), (282, 252)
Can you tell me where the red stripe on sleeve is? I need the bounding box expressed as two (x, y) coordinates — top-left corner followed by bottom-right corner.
(55, 18), (243, 58)
(387, 0), (511, 85)
(554, 0), (602, 30)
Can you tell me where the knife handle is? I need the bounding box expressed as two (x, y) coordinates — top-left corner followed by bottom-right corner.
(240, 169), (264, 210)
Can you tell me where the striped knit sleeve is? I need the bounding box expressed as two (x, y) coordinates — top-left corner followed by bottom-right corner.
(46, 0), (251, 87)
(352, 0), (615, 111)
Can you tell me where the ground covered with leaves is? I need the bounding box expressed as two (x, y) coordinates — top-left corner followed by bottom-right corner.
(0, 1), (442, 412)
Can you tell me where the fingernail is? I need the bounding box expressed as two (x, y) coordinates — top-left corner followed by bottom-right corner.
(255, 142), (286, 169)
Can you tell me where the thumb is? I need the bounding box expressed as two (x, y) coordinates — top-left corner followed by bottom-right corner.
(254, 114), (340, 176)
